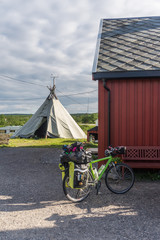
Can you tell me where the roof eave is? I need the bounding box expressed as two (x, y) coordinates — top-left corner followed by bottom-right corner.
(92, 19), (103, 77)
(92, 70), (160, 80)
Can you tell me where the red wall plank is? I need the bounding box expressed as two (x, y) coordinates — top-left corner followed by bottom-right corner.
(152, 79), (158, 145)
(137, 80), (143, 145)
(98, 80), (106, 158)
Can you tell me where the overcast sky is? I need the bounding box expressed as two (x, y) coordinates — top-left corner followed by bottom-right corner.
(0, 0), (160, 114)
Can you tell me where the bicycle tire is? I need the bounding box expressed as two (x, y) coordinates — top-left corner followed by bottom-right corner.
(63, 170), (92, 202)
(105, 163), (135, 194)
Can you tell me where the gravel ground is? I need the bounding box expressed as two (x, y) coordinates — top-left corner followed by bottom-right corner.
(0, 148), (159, 240)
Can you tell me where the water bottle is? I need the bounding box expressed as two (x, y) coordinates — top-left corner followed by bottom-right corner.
(77, 172), (81, 181)
(93, 168), (98, 179)
(98, 165), (105, 175)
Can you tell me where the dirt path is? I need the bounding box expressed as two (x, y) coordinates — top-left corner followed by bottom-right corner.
(0, 148), (159, 240)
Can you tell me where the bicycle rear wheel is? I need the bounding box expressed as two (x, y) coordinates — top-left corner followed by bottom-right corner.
(63, 171), (92, 202)
(105, 163), (135, 194)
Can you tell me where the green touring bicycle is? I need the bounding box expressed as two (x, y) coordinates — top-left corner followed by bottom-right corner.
(59, 142), (135, 202)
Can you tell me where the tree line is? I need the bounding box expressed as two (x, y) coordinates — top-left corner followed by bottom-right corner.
(72, 113), (98, 124)
(0, 114), (32, 127)
(0, 113), (98, 127)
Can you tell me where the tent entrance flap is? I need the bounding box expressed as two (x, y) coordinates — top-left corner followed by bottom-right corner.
(35, 117), (47, 138)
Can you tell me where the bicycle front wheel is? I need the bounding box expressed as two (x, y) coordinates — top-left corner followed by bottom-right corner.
(105, 163), (135, 194)
(63, 171), (91, 203)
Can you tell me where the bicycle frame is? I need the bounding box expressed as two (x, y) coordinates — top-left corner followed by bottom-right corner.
(89, 155), (115, 181)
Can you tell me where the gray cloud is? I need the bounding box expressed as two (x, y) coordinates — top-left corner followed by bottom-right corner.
(0, 0), (160, 113)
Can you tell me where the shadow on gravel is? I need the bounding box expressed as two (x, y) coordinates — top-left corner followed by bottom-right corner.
(0, 148), (160, 240)
(0, 183), (160, 240)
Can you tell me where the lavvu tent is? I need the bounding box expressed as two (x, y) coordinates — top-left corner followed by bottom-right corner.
(12, 85), (87, 139)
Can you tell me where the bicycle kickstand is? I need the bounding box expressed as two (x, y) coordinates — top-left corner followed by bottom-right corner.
(96, 181), (101, 195)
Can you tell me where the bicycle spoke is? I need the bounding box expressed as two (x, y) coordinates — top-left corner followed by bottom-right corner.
(105, 163), (135, 194)
(63, 171), (92, 202)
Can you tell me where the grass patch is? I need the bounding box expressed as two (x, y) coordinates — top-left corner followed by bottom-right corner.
(1, 138), (98, 149)
(135, 169), (160, 181)
(0, 124), (97, 148)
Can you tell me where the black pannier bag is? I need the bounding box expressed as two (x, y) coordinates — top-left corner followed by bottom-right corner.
(60, 154), (70, 164)
(69, 151), (92, 164)
(60, 142), (92, 165)
(60, 151), (92, 164)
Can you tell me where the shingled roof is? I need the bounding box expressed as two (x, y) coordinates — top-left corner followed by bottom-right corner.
(92, 16), (160, 80)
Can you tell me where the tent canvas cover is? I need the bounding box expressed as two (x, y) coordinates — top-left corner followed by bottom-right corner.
(12, 86), (86, 139)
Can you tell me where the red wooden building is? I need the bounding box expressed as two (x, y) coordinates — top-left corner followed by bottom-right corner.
(92, 16), (160, 168)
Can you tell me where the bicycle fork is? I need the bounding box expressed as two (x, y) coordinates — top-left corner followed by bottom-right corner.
(110, 162), (121, 180)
